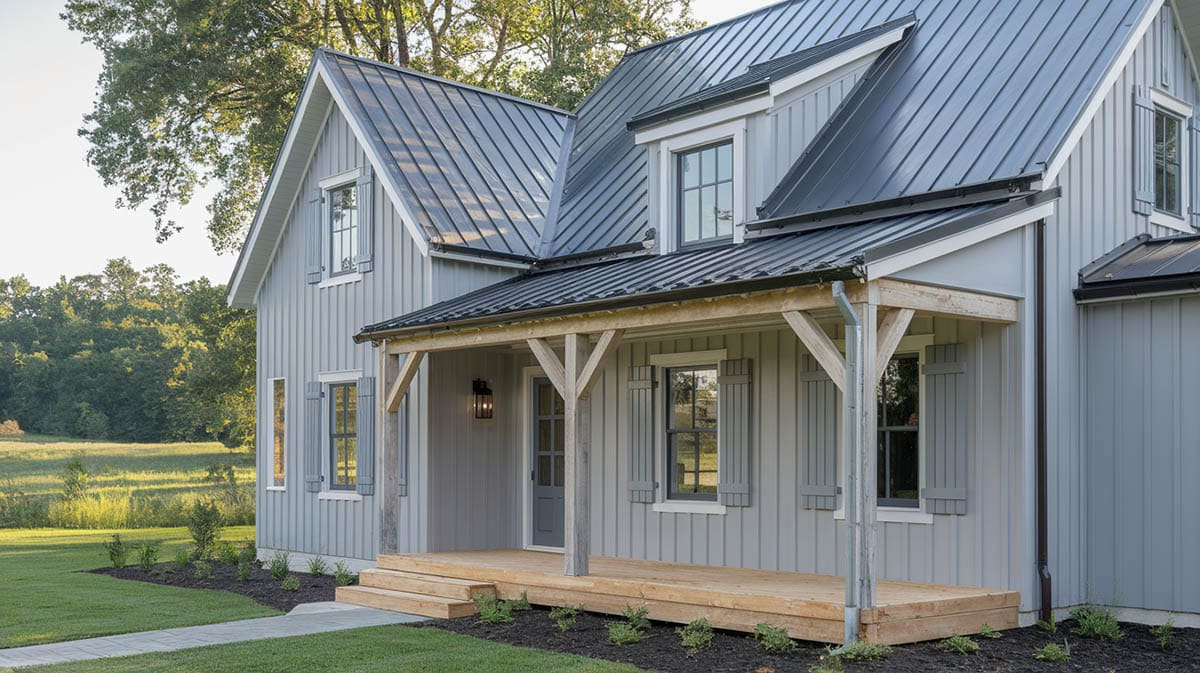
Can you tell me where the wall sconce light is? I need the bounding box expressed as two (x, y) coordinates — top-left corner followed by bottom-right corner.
(472, 379), (493, 419)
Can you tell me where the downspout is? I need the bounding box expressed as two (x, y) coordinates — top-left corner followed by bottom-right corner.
(832, 280), (862, 643)
(1036, 219), (1053, 622)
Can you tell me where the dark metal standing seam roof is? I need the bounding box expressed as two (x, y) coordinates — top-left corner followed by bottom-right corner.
(548, 0), (1150, 257)
(1075, 234), (1200, 301)
(320, 50), (574, 258)
(356, 201), (1012, 340)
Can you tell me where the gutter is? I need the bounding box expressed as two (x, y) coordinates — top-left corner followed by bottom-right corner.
(1036, 218), (1052, 623)
(832, 280), (863, 644)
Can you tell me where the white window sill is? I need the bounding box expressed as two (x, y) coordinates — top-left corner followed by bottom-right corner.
(318, 272), (362, 289)
(834, 507), (933, 525)
(524, 545), (564, 554)
(1150, 210), (1192, 233)
(265, 486), (286, 492)
(318, 491), (362, 502)
(652, 501), (727, 515)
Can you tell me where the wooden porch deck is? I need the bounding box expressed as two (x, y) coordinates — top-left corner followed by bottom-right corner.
(338, 550), (1019, 644)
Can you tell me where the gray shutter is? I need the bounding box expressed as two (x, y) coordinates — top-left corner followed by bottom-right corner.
(627, 366), (655, 503)
(355, 168), (374, 273)
(1133, 87), (1156, 216)
(1189, 116), (1200, 229)
(356, 376), (376, 496)
(717, 359), (752, 506)
(306, 188), (323, 283)
(304, 382), (323, 492)
(922, 344), (969, 515)
(799, 355), (839, 510)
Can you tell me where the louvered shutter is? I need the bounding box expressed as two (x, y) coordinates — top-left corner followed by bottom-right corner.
(304, 382), (323, 492)
(306, 188), (323, 283)
(1189, 116), (1200, 229)
(717, 359), (752, 507)
(355, 168), (374, 273)
(627, 366), (655, 503)
(799, 355), (839, 510)
(922, 344), (969, 515)
(356, 376), (376, 496)
(1133, 87), (1156, 216)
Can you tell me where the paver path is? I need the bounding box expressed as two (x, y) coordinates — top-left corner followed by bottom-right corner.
(0, 602), (422, 669)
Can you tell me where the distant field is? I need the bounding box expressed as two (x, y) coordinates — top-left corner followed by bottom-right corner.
(0, 435), (254, 528)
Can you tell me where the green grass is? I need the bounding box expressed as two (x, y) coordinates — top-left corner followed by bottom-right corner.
(0, 526), (275, 648)
(22, 625), (642, 673)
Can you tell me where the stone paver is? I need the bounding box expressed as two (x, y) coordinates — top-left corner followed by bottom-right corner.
(0, 602), (423, 669)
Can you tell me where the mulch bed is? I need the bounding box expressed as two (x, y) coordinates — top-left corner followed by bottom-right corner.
(424, 606), (1200, 672)
(91, 562), (342, 612)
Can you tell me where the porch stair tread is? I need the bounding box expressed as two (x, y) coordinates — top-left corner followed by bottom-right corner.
(358, 568), (496, 600)
(335, 585), (478, 619)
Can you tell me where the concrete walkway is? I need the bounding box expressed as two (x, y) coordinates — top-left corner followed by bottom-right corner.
(0, 602), (423, 669)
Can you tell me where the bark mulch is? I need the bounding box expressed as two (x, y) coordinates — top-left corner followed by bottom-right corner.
(424, 606), (1200, 673)
(91, 562), (343, 612)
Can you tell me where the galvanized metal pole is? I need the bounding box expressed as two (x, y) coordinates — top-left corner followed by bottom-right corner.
(832, 281), (862, 644)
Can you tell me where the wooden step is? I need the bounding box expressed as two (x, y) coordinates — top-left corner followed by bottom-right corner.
(358, 568), (495, 601)
(336, 585), (477, 619)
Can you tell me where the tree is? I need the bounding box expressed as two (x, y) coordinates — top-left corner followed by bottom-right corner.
(63, 0), (698, 254)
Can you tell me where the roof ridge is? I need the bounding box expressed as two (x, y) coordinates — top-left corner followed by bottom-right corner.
(316, 47), (575, 118)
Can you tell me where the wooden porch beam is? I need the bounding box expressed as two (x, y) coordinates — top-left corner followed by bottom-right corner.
(874, 280), (1017, 323)
(575, 330), (623, 397)
(386, 351), (425, 413)
(874, 308), (915, 380)
(526, 338), (567, 399)
(783, 310), (846, 391)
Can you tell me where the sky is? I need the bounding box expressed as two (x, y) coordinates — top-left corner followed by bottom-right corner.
(0, 0), (773, 288)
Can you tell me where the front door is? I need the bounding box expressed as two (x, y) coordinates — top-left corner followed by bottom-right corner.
(530, 378), (565, 548)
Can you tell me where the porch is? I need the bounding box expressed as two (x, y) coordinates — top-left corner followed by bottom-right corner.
(337, 549), (1019, 645)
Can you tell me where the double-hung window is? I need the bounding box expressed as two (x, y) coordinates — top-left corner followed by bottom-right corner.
(329, 184), (358, 277)
(328, 382), (358, 490)
(877, 354), (920, 508)
(1154, 109), (1183, 217)
(666, 366), (719, 501)
(271, 379), (286, 488)
(677, 141), (734, 246)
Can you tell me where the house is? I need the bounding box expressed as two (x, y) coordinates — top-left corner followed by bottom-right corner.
(227, 0), (1200, 644)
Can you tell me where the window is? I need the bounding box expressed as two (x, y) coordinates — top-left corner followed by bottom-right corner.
(271, 379), (285, 488)
(1155, 110), (1183, 217)
(677, 141), (734, 246)
(329, 184), (358, 276)
(877, 354), (919, 508)
(666, 366), (719, 501)
(328, 382), (357, 490)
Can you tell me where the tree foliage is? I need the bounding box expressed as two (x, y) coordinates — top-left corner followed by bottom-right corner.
(63, 0), (700, 254)
(0, 261), (254, 447)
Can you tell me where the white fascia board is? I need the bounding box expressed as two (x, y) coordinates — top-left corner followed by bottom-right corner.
(1043, 0), (1165, 185)
(429, 249), (532, 270)
(634, 97), (771, 145)
(866, 201), (1056, 280)
(767, 26), (907, 99)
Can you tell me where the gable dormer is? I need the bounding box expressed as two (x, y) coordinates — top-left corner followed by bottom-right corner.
(626, 15), (915, 253)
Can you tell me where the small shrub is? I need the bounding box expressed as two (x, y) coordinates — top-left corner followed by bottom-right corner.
(939, 634), (979, 655)
(677, 617), (714, 653)
(61, 456), (89, 501)
(193, 560), (213, 580)
(1070, 606), (1123, 640)
(307, 556), (328, 577)
(1036, 611), (1057, 634)
(1033, 640), (1070, 662)
(509, 591), (531, 611)
(472, 592), (513, 624)
(186, 500), (223, 559)
(334, 561), (355, 587)
(215, 541), (239, 565)
(136, 542), (160, 573)
(0, 419), (23, 435)
(606, 621), (643, 645)
(268, 551), (291, 580)
(1150, 617), (1175, 650)
(621, 604), (651, 631)
(753, 623), (796, 653)
(174, 548), (190, 569)
(808, 653), (845, 673)
(829, 641), (891, 661)
(0, 479), (48, 527)
(281, 575), (300, 591)
(236, 559), (253, 582)
(238, 540), (258, 565)
(549, 605), (580, 632)
(103, 534), (128, 568)
(979, 623), (1002, 639)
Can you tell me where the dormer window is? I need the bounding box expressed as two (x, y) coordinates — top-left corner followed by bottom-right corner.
(1154, 109), (1182, 217)
(329, 184), (359, 277)
(678, 141), (734, 245)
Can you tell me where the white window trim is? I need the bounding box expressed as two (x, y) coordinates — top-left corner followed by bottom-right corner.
(653, 120), (748, 254)
(519, 365), (564, 551)
(318, 168), (362, 190)
(831, 334), (935, 524)
(318, 490), (363, 502)
(318, 370), (361, 495)
(268, 377), (287, 491)
(1149, 89), (1193, 233)
(318, 271), (362, 289)
(651, 349), (728, 514)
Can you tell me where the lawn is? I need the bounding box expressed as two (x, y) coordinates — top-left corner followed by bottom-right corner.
(0, 527), (276, 648)
(19, 625), (642, 673)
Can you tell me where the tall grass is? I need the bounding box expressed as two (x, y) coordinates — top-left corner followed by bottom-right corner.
(49, 488), (134, 528)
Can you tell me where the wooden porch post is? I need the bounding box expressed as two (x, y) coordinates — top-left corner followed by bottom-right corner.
(379, 349), (424, 555)
(563, 333), (590, 576)
(857, 303), (879, 609)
